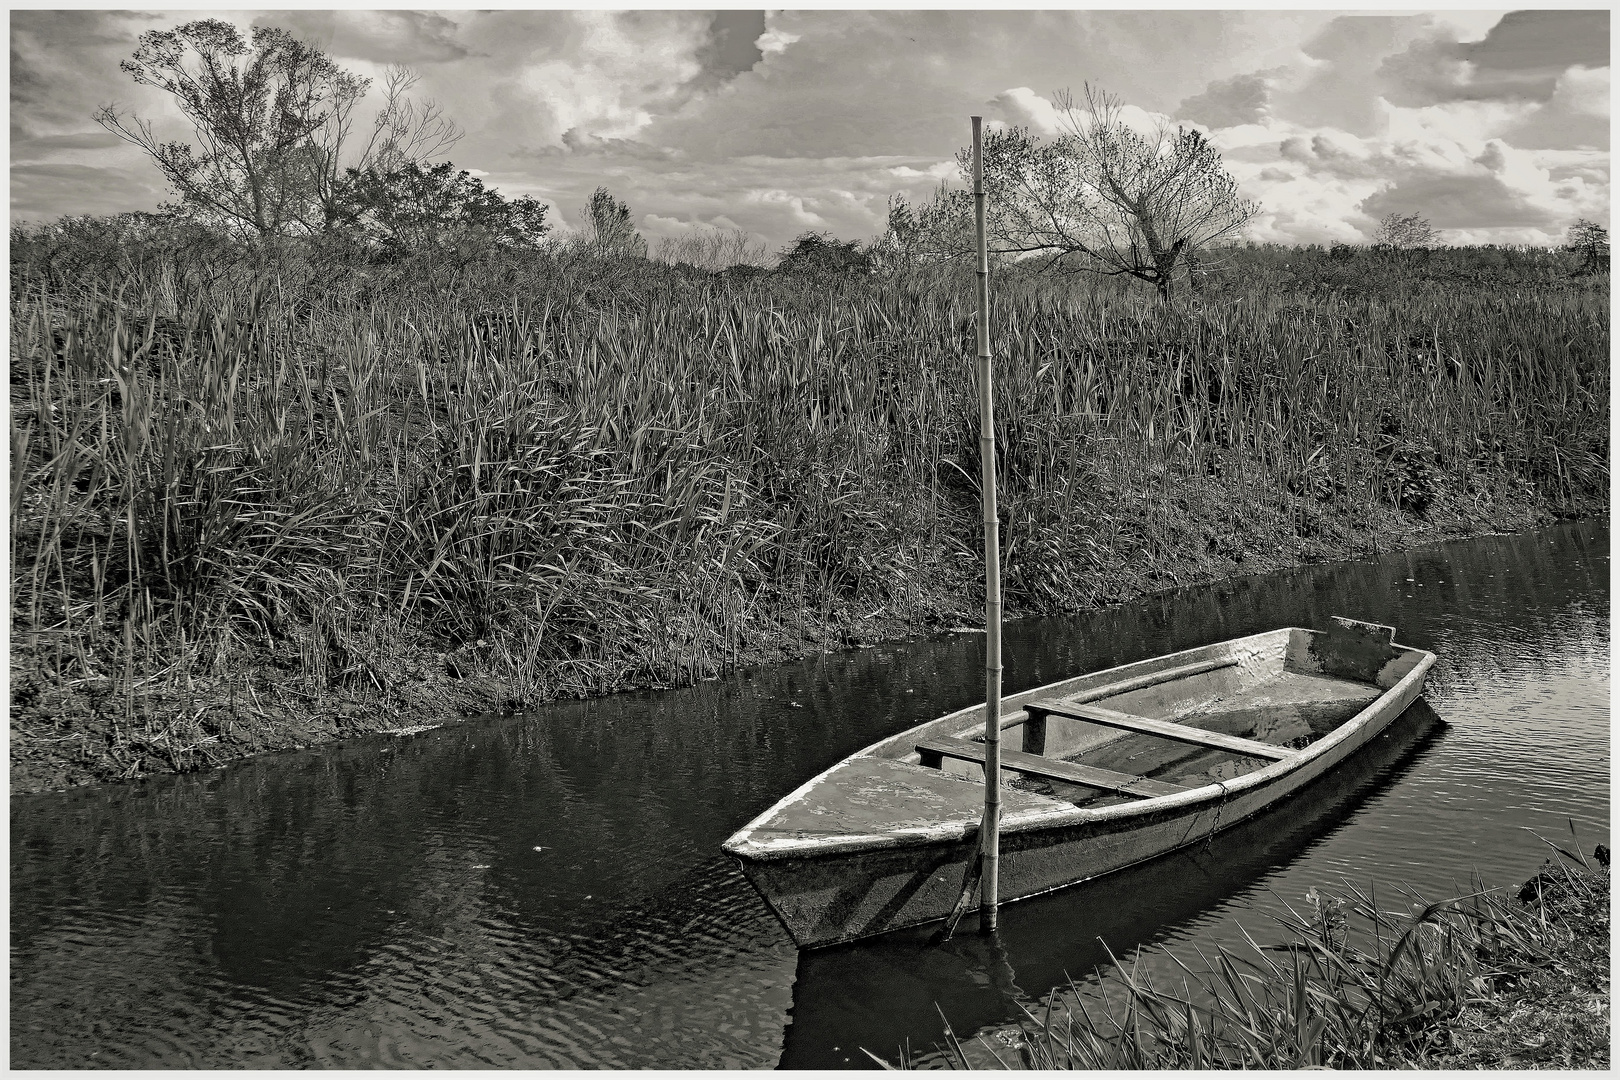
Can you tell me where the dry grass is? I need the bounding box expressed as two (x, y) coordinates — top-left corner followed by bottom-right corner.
(878, 837), (1609, 1070)
(9, 221), (1609, 780)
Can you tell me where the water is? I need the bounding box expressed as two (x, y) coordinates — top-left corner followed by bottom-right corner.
(10, 521), (1608, 1068)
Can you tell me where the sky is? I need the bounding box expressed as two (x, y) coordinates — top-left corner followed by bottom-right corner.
(8, 6), (1611, 251)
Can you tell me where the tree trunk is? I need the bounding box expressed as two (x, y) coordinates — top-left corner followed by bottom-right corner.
(1147, 237), (1184, 304)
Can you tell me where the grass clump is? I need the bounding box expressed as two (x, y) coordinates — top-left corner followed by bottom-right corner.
(886, 841), (1609, 1069)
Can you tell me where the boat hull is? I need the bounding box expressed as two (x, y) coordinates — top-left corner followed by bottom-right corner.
(727, 626), (1435, 949)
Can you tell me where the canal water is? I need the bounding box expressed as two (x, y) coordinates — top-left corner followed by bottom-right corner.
(10, 521), (1609, 1068)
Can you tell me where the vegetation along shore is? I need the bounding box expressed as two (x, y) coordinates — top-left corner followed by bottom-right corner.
(9, 221), (1606, 795)
(884, 841), (1610, 1069)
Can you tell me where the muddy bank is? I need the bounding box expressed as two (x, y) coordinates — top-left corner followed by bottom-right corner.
(925, 851), (1610, 1069)
(1424, 857), (1610, 1069)
(10, 469), (1577, 796)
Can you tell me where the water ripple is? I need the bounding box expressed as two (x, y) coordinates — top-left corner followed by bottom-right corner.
(11, 521), (1608, 1069)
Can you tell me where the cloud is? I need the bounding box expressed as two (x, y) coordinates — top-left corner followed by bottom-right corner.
(11, 162), (167, 221)
(1466, 9), (1609, 77)
(12, 131), (124, 157)
(11, 11), (168, 136)
(886, 161), (956, 182)
(257, 10), (468, 65)
(1216, 92), (1610, 245)
(756, 25), (800, 57)
(1550, 65), (1611, 117)
(551, 131), (683, 162)
(1277, 15), (1419, 134)
(990, 87), (1063, 136)
(1502, 65), (1611, 151)
(472, 12), (715, 159)
(1359, 138), (1582, 231)
(694, 11), (766, 84)
(1376, 10), (1609, 115)
(8, 9), (1609, 251)
(1178, 72), (1275, 129)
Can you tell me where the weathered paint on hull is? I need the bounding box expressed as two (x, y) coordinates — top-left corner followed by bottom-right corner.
(734, 659), (1430, 949)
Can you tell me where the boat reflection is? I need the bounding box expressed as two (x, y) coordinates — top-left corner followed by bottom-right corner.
(778, 700), (1446, 1069)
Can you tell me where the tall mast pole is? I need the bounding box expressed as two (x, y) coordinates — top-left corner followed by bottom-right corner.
(972, 115), (1003, 935)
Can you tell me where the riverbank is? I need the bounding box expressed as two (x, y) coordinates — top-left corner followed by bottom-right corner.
(10, 230), (1607, 795)
(8, 488), (1572, 796)
(1432, 857), (1611, 1068)
(907, 851), (1610, 1069)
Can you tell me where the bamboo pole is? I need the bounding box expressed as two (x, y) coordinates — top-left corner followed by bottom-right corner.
(931, 115), (1003, 948)
(973, 115), (1003, 935)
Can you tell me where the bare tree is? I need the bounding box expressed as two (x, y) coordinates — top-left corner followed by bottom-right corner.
(95, 20), (458, 239)
(654, 226), (769, 272)
(1372, 211), (1439, 249)
(884, 86), (1255, 301)
(1042, 85), (1256, 300)
(311, 66), (461, 232)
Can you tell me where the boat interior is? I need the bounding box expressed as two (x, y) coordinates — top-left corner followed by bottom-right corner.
(735, 621), (1424, 847)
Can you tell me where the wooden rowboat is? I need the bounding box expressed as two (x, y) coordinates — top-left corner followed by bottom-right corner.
(722, 617), (1437, 949)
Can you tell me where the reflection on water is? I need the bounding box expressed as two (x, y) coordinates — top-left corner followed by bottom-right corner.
(781, 701), (1450, 1069)
(9, 521), (1609, 1068)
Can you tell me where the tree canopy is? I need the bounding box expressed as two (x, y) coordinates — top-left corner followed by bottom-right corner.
(1372, 212), (1440, 249)
(1566, 219), (1609, 273)
(774, 232), (874, 277)
(579, 187), (648, 258)
(339, 162), (550, 251)
(96, 19), (459, 240)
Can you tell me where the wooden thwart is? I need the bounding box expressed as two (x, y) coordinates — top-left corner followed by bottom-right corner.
(1025, 700), (1294, 761)
(1058, 657), (1241, 708)
(917, 736), (1191, 799)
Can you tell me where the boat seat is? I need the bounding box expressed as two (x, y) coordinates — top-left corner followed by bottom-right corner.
(1025, 700), (1294, 761)
(916, 736), (1191, 799)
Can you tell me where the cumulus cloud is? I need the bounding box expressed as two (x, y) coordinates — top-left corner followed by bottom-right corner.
(886, 161), (957, 182)
(9, 9), (1609, 247)
(756, 26), (800, 57)
(498, 11), (710, 148)
(1501, 65), (1612, 152)
(1550, 65), (1611, 118)
(1374, 12), (1609, 112)
(1215, 87), (1609, 245)
(1178, 72), (1276, 129)
(991, 87), (1063, 136)
(1175, 8), (1610, 245)
(262, 10), (467, 65)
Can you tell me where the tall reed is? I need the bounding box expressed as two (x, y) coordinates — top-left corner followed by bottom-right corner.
(9, 222), (1609, 736)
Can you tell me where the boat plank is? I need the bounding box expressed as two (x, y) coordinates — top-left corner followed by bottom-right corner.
(916, 735), (1191, 799)
(1060, 657), (1240, 707)
(1027, 701), (1294, 761)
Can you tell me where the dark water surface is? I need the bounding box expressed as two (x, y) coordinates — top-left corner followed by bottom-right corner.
(10, 521), (1609, 1068)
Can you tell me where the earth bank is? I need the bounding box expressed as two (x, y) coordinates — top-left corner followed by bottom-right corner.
(9, 474), (1573, 796)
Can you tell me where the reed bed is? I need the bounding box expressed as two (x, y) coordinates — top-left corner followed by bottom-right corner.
(885, 840), (1609, 1070)
(8, 221), (1609, 777)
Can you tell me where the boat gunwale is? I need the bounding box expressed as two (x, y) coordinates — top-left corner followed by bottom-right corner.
(722, 629), (1437, 862)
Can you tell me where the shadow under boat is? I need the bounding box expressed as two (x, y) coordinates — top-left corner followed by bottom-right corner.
(777, 699), (1447, 1070)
